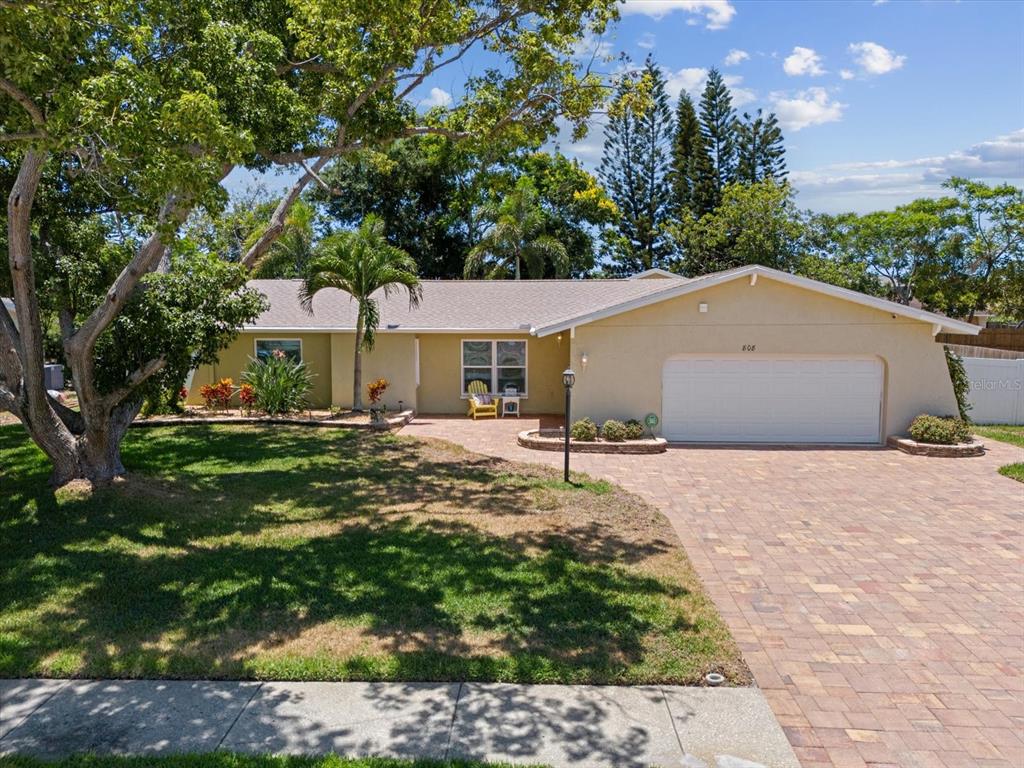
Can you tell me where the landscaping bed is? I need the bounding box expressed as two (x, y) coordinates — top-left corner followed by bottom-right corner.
(886, 435), (985, 457)
(519, 428), (667, 454)
(133, 408), (415, 431)
(0, 423), (746, 685)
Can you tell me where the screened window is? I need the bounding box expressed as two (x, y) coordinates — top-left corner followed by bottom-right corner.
(255, 339), (302, 363)
(461, 340), (527, 396)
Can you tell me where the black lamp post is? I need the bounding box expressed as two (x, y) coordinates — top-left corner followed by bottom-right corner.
(562, 368), (575, 482)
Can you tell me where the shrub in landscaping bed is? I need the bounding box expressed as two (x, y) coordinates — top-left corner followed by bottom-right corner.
(908, 414), (972, 445)
(601, 419), (628, 442)
(243, 351), (313, 415)
(570, 417), (598, 441)
(624, 419), (645, 440)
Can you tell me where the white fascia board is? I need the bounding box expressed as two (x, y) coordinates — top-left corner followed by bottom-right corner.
(533, 265), (982, 337)
(241, 326), (531, 334)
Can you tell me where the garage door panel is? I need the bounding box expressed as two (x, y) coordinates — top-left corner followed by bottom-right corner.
(662, 356), (882, 444)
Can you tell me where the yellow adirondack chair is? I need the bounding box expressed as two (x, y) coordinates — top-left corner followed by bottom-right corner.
(466, 379), (499, 419)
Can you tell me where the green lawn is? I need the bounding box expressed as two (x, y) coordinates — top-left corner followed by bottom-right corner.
(0, 756), (539, 768)
(0, 423), (744, 684)
(973, 424), (1024, 482)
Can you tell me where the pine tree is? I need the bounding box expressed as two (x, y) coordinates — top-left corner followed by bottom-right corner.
(598, 55), (675, 274)
(697, 68), (737, 207)
(736, 109), (787, 184)
(670, 91), (701, 215)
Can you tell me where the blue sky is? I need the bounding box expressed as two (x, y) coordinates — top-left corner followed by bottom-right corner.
(227, 0), (1024, 214)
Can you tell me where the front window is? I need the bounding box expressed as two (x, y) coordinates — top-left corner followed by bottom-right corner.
(462, 340), (527, 396)
(255, 339), (302, 363)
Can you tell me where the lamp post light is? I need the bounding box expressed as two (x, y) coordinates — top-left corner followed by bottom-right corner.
(562, 368), (575, 483)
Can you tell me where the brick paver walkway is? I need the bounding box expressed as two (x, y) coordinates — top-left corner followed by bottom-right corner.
(402, 416), (1024, 768)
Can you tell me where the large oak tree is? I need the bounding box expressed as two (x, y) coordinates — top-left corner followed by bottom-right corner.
(1, 0), (616, 485)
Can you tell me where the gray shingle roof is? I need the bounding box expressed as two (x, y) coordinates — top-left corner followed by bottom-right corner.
(244, 278), (688, 332)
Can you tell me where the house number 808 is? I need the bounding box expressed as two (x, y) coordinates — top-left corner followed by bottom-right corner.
(741, 344), (756, 352)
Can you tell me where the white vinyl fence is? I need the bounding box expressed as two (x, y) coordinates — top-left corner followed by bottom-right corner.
(963, 357), (1024, 425)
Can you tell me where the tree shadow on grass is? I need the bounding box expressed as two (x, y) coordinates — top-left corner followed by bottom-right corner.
(0, 424), (698, 684)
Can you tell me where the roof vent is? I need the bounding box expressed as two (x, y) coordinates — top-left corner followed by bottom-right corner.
(386, 323), (400, 329)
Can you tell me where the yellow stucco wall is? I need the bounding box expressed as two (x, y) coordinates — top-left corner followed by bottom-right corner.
(417, 333), (569, 414)
(187, 332), (333, 408)
(567, 276), (958, 439)
(329, 333), (418, 411)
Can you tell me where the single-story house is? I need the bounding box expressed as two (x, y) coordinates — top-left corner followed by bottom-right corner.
(188, 265), (981, 444)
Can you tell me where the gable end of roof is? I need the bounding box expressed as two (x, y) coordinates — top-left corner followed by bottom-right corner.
(533, 265), (982, 337)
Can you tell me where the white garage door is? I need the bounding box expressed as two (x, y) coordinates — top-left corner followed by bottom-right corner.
(662, 355), (883, 443)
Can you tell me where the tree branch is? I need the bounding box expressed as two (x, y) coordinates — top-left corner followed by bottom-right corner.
(299, 158), (336, 194)
(241, 156), (331, 268)
(104, 355), (166, 408)
(0, 131), (45, 143)
(66, 195), (184, 358)
(0, 77), (45, 127)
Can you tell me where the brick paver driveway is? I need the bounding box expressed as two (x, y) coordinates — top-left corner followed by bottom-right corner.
(403, 416), (1024, 768)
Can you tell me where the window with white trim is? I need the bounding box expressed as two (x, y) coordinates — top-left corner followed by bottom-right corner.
(461, 340), (527, 396)
(255, 339), (302, 363)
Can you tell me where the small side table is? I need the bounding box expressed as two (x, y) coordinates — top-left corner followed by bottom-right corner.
(501, 396), (521, 418)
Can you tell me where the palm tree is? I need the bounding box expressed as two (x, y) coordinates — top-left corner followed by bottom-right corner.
(254, 200), (317, 278)
(464, 177), (568, 279)
(301, 215), (421, 411)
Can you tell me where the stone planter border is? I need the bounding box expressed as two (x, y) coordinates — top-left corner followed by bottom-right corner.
(886, 435), (985, 457)
(133, 409), (416, 432)
(518, 429), (667, 454)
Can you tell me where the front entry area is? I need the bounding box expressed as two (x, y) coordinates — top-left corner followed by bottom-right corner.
(661, 355), (884, 443)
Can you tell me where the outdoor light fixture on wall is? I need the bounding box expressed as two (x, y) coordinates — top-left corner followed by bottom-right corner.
(580, 352), (588, 369)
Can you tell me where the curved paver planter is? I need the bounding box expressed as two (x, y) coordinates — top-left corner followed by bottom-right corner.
(886, 435), (985, 457)
(133, 409), (416, 432)
(518, 429), (667, 454)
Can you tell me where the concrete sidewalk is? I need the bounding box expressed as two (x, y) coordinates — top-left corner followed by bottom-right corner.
(0, 679), (798, 767)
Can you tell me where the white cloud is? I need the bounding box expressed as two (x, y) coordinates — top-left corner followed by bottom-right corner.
(783, 46), (826, 76)
(621, 0), (736, 30)
(664, 67), (710, 99)
(637, 32), (656, 50)
(848, 41), (906, 75)
(418, 87), (452, 109)
(872, 0), (888, 5)
(663, 67), (755, 106)
(724, 49), (749, 66)
(839, 69), (855, 80)
(821, 129), (1024, 180)
(789, 130), (1024, 211)
(769, 87), (845, 131)
(724, 74), (756, 106)
(573, 32), (614, 61)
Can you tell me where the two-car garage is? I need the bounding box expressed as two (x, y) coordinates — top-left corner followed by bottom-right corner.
(661, 355), (884, 444)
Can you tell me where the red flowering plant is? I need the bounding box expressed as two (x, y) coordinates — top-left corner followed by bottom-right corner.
(367, 378), (389, 423)
(367, 378), (388, 405)
(178, 387), (189, 404)
(239, 383), (257, 413)
(199, 378), (233, 410)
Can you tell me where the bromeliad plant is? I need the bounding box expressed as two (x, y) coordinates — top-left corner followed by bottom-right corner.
(242, 350), (313, 415)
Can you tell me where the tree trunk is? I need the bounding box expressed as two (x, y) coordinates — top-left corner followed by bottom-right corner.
(352, 316), (364, 412)
(22, 399), (140, 487)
